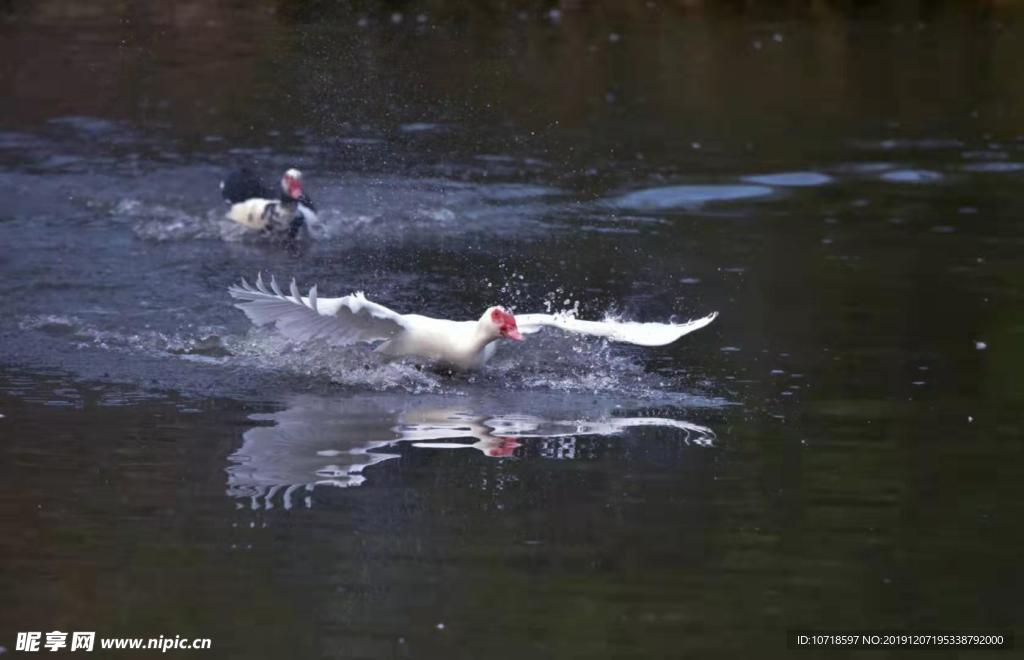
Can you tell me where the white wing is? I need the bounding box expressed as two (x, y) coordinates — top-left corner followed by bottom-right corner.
(228, 273), (408, 346)
(516, 311), (717, 347)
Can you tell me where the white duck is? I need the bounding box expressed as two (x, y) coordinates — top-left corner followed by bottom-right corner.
(228, 274), (718, 371)
(221, 167), (318, 239)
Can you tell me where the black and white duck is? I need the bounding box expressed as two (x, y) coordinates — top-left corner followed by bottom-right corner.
(220, 168), (318, 239)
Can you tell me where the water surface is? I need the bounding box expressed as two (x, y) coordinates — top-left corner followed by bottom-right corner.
(1, 1), (1023, 657)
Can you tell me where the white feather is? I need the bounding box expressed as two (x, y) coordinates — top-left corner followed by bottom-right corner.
(228, 274), (407, 346)
(226, 199), (305, 233)
(226, 199), (275, 230)
(516, 311), (718, 347)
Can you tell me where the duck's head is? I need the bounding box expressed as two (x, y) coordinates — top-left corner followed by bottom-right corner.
(481, 306), (523, 341)
(481, 436), (521, 457)
(280, 168), (305, 201)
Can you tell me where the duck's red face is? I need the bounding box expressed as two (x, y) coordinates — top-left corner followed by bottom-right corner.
(485, 437), (521, 457)
(282, 172), (304, 200)
(491, 308), (523, 341)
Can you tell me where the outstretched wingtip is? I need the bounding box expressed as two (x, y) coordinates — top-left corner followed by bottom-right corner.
(308, 284), (318, 313)
(642, 310), (719, 345)
(684, 310), (719, 333)
(229, 272), (278, 299)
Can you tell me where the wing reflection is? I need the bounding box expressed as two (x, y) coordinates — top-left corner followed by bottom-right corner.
(227, 394), (717, 508)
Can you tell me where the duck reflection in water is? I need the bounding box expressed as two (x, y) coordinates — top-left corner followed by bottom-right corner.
(227, 395), (717, 509)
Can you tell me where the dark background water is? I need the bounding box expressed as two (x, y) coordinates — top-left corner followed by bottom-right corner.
(1, 1), (1023, 658)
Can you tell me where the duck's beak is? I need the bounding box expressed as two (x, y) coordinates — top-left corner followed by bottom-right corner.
(503, 327), (524, 341)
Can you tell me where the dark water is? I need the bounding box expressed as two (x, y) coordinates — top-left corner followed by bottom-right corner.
(2, 1), (1023, 657)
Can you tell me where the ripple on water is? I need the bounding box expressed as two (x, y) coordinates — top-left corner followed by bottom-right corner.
(742, 171), (833, 187)
(831, 162), (899, 175)
(399, 122), (444, 133)
(478, 183), (561, 202)
(962, 162), (1024, 173)
(47, 116), (121, 135)
(880, 169), (944, 184)
(608, 184), (774, 211)
(855, 138), (964, 151)
(18, 314), (232, 359)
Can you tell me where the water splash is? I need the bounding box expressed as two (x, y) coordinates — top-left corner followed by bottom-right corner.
(225, 330), (446, 393)
(15, 308), (714, 399)
(305, 205), (459, 241)
(118, 199), (224, 241)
